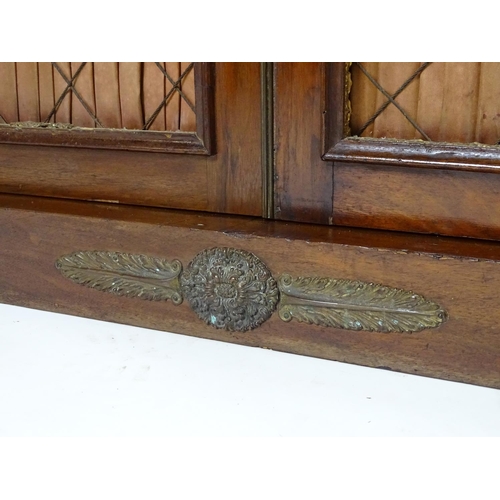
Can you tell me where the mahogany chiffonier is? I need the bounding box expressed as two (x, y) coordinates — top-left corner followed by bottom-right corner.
(1, 62), (499, 388)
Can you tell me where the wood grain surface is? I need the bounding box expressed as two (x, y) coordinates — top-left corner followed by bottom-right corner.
(333, 162), (500, 240)
(1, 194), (499, 389)
(273, 63), (334, 224)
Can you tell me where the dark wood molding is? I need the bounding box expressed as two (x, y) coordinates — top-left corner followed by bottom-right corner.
(0, 63), (215, 156)
(0, 127), (210, 155)
(193, 62), (215, 155)
(261, 62), (274, 219)
(323, 63), (500, 173)
(325, 137), (500, 173)
(324, 62), (351, 154)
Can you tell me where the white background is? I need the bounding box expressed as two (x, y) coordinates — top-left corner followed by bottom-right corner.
(1, 302), (499, 437)
(2, 5), (498, 498)
(1, 303), (499, 499)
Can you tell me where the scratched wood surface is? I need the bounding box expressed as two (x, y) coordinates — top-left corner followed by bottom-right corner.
(1, 194), (499, 389)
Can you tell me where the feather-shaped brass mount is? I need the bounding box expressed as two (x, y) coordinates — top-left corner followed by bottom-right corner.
(277, 274), (447, 333)
(55, 251), (183, 304)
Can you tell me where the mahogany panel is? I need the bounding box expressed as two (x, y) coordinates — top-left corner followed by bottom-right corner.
(274, 63), (334, 224)
(333, 162), (500, 240)
(0, 144), (209, 210)
(327, 137), (500, 173)
(206, 63), (262, 216)
(1, 194), (500, 389)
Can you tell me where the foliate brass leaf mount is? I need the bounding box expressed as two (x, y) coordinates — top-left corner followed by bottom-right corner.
(277, 274), (447, 333)
(56, 247), (448, 333)
(55, 251), (183, 304)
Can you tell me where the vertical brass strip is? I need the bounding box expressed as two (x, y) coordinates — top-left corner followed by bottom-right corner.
(344, 62), (353, 138)
(261, 62), (274, 219)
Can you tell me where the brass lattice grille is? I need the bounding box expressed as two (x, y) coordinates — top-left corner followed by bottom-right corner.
(349, 62), (500, 145)
(0, 62), (196, 132)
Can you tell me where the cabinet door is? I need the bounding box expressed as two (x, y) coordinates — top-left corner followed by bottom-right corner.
(273, 62), (500, 240)
(0, 63), (263, 217)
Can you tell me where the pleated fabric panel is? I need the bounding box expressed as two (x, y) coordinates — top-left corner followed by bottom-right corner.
(0, 62), (196, 132)
(350, 62), (500, 145)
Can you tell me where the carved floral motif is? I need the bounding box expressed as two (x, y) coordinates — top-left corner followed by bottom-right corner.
(180, 247), (279, 331)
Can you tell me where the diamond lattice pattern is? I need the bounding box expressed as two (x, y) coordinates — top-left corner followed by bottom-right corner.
(350, 62), (500, 145)
(0, 62), (196, 132)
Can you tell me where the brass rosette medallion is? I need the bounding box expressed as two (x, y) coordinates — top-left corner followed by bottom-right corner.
(180, 247), (279, 331)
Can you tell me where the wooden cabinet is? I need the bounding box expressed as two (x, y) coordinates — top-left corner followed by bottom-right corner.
(1, 62), (500, 389)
